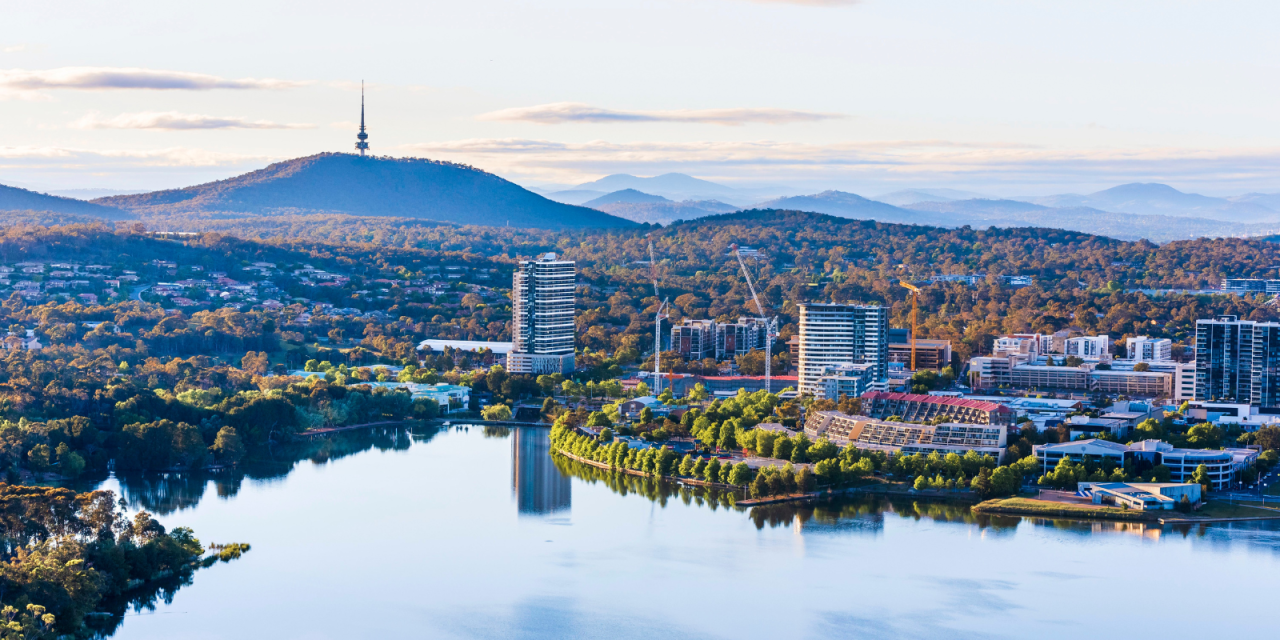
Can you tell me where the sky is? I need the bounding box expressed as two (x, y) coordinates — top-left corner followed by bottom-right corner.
(4, 0), (1280, 198)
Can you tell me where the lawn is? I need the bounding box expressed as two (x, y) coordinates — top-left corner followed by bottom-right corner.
(972, 497), (1155, 521)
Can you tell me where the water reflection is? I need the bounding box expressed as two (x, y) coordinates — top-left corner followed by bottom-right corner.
(110, 426), (438, 515)
(511, 428), (571, 516)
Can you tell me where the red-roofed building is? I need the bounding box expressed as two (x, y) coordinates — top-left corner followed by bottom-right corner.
(861, 391), (1014, 426)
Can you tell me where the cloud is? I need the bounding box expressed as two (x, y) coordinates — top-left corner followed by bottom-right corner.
(400, 137), (1280, 193)
(477, 102), (844, 126)
(71, 111), (314, 131)
(0, 67), (304, 92)
(2, 45), (26, 53)
(0, 145), (270, 167)
(747, 0), (861, 4)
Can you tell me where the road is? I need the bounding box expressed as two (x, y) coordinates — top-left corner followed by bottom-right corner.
(129, 284), (149, 301)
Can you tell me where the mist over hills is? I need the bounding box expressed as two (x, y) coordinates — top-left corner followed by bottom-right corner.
(584, 189), (672, 207)
(1015, 183), (1280, 222)
(95, 153), (635, 230)
(753, 191), (946, 226)
(875, 188), (989, 206)
(0, 183), (134, 220)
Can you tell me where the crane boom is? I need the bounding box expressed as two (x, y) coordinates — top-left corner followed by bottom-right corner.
(731, 244), (776, 394)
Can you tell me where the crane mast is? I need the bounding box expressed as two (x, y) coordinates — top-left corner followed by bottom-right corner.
(899, 281), (922, 371)
(649, 241), (669, 397)
(731, 244), (776, 394)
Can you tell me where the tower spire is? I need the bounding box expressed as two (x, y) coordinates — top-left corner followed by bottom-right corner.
(355, 81), (369, 156)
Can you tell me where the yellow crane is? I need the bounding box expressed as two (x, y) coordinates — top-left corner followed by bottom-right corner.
(899, 281), (922, 371)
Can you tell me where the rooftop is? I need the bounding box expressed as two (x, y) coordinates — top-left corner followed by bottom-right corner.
(862, 391), (1010, 413)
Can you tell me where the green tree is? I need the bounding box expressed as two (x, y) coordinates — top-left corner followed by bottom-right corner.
(703, 458), (722, 483)
(639, 407), (654, 424)
(598, 427), (613, 444)
(728, 462), (752, 486)
(1149, 464), (1172, 483)
(211, 426), (246, 464)
(1189, 464), (1213, 492)
(970, 467), (993, 497)
(482, 404), (513, 421)
(772, 437), (793, 461)
(913, 475), (928, 491)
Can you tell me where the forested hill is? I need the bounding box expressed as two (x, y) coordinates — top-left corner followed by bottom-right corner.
(95, 153), (636, 230)
(0, 183), (134, 220)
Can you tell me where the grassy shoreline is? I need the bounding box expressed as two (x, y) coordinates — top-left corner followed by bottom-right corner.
(973, 497), (1158, 521)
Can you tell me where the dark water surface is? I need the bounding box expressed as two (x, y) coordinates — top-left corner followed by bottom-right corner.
(98, 425), (1280, 639)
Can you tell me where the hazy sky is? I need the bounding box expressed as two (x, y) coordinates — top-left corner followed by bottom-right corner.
(4, 0), (1280, 197)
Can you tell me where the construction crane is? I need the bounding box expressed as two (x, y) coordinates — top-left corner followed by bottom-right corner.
(648, 240), (670, 396)
(731, 244), (778, 393)
(899, 281), (922, 371)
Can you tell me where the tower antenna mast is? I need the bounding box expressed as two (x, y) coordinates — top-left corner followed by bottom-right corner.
(355, 81), (370, 156)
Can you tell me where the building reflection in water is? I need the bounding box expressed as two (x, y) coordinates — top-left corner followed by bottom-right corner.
(512, 428), (571, 516)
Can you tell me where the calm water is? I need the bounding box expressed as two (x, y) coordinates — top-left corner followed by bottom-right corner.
(97, 425), (1280, 639)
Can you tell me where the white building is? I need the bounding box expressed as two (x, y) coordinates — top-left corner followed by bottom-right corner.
(1126, 336), (1172, 362)
(1065, 335), (1112, 362)
(816, 363), (878, 400)
(508, 253), (575, 375)
(1034, 438), (1257, 491)
(805, 411), (1006, 462)
(797, 303), (888, 396)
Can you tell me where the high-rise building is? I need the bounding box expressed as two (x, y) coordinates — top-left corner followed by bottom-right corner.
(1195, 315), (1280, 407)
(797, 303), (888, 396)
(715, 317), (768, 360)
(671, 319), (717, 361)
(507, 253), (575, 375)
(1126, 336), (1172, 362)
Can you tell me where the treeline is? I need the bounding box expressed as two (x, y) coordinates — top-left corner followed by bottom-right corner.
(0, 484), (243, 638)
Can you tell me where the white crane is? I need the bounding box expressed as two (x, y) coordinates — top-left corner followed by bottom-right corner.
(649, 240), (670, 397)
(731, 244), (778, 393)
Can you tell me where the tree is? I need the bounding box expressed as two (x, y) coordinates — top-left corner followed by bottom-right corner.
(913, 475), (928, 490)
(728, 462), (751, 486)
(687, 383), (710, 403)
(212, 426), (246, 464)
(970, 467), (993, 497)
(1149, 464), (1172, 483)
(241, 351), (269, 376)
(639, 407), (654, 424)
(1133, 362), (1150, 372)
(586, 411), (613, 428)
(598, 427), (613, 444)
(482, 404), (512, 421)
(1190, 464), (1213, 492)
(703, 458), (722, 483)
(772, 437), (793, 461)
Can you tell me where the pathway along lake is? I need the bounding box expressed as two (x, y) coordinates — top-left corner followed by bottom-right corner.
(98, 425), (1280, 639)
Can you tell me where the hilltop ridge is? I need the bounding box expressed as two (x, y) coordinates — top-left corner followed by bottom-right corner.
(97, 153), (635, 230)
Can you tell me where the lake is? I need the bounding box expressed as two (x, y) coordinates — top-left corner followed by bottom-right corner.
(98, 425), (1280, 639)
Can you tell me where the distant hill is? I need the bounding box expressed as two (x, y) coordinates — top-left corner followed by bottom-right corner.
(875, 188), (988, 206)
(543, 189), (607, 205)
(0, 183), (133, 220)
(1017, 183), (1280, 223)
(752, 191), (943, 225)
(591, 199), (739, 225)
(569, 173), (787, 205)
(584, 189), (672, 207)
(96, 153), (635, 230)
(903, 198), (1280, 242)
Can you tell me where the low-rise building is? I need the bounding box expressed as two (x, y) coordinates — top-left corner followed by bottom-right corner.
(816, 363), (878, 400)
(861, 391), (1014, 426)
(805, 411), (1006, 462)
(888, 339), (952, 371)
(1033, 439), (1257, 491)
(1078, 482), (1201, 510)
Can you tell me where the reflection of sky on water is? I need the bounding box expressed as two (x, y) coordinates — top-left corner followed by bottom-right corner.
(95, 426), (1280, 639)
